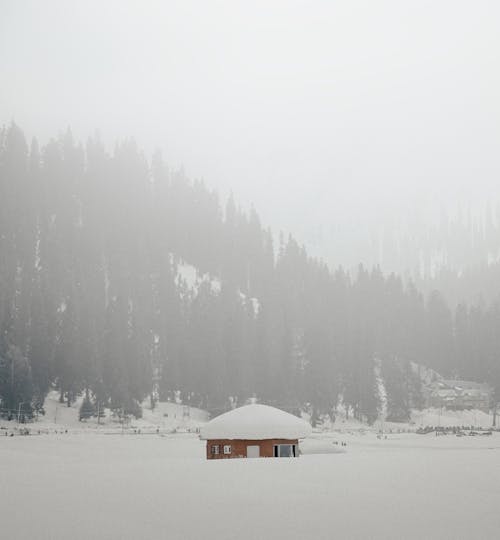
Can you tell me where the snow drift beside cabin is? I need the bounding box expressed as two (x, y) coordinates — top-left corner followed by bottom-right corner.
(199, 404), (312, 440)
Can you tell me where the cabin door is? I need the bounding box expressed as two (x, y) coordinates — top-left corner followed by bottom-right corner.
(246, 445), (260, 458)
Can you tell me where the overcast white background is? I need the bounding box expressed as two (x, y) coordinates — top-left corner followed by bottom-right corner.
(1, 0), (499, 265)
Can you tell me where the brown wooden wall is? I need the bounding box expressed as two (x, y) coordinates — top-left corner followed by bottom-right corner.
(205, 438), (298, 459)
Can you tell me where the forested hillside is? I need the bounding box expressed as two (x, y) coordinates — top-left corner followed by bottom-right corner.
(1, 124), (499, 423)
(306, 206), (500, 299)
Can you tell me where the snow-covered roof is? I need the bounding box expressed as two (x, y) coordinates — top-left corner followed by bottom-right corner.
(442, 379), (490, 391)
(199, 404), (312, 440)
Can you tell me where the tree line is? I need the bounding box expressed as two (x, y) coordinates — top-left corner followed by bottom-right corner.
(0, 124), (499, 423)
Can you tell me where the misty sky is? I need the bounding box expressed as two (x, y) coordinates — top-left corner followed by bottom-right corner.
(1, 0), (500, 264)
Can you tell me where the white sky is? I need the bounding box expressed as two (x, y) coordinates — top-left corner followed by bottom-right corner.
(1, 0), (499, 264)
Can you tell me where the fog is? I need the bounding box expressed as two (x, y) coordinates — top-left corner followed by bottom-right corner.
(2, 0), (499, 270)
(2, 6), (500, 539)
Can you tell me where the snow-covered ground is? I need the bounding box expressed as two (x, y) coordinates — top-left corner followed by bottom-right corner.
(1, 431), (499, 540)
(176, 257), (260, 315)
(5, 390), (494, 436)
(0, 391), (209, 435)
(317, 406), (495, 433)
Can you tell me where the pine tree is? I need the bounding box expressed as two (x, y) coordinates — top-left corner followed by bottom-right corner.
(79, 392), (96, 421)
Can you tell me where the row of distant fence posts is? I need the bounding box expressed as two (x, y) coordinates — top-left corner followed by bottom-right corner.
(0, 403), (30, 423)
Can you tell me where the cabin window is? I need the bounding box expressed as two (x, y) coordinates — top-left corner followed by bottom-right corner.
(273, 444), (297, 457)
(211, 445), (220, 455)
(223, 445), (232, 455)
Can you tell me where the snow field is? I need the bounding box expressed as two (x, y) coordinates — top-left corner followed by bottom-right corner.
(1, 432), (499, 540)
(2, 391), (209, 435)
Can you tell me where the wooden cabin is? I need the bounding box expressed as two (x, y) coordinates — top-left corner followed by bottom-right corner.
(199, 403), (311, 459)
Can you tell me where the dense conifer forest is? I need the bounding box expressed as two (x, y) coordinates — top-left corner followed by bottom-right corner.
(1, 124), (499, 422)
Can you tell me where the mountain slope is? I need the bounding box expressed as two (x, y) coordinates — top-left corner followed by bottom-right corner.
(0, 124), (499, 424)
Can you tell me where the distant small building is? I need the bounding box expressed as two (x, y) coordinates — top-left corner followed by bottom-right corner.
(428, 379), (492, 411)
(199, 403), (311, 459)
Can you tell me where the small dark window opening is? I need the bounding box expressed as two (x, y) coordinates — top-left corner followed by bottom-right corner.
(273, 444), (297, 457)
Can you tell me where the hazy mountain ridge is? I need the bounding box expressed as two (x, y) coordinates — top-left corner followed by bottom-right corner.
(303, 208), (500, 309)
(0, 124), (499, 426)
